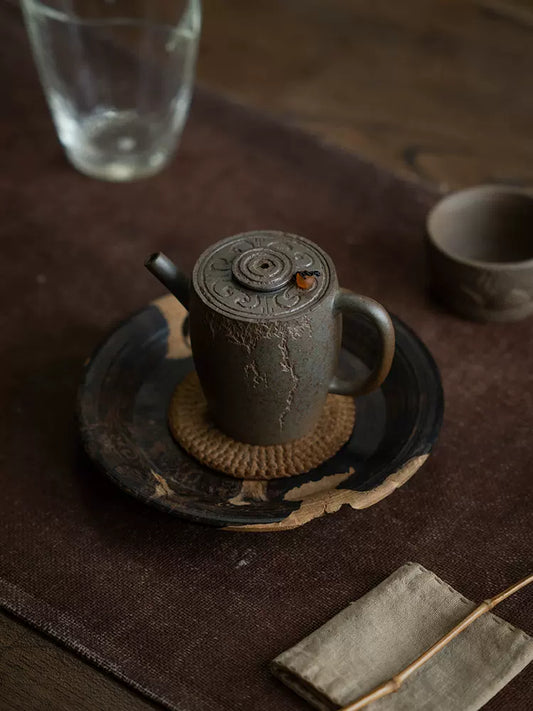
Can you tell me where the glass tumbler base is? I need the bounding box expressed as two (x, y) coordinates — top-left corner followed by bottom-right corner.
(62, 110), (177, 182)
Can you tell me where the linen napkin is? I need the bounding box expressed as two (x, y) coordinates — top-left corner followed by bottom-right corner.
(271, 562), (533, 711)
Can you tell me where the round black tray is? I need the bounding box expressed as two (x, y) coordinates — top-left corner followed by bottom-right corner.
(79, 296), (443, 531)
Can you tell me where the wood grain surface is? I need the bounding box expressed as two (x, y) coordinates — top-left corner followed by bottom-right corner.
(197, 0), (533, 190)
(1, 0), (532, 709)
(0, 613), (160, 711)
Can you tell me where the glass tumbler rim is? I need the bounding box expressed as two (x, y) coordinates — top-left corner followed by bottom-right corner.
(21, 0), (202, 32)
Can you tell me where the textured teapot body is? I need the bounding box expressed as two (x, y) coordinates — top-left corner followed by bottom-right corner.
(189, 232), (341, 444)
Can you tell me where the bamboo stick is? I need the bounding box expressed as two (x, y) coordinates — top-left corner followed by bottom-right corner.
(339, 572), (533, 711)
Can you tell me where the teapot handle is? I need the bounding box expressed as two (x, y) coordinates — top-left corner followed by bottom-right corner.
(328, 289), (395, 396)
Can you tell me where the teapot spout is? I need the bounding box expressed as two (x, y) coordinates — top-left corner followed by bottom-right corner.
(145, 252), (190, 310)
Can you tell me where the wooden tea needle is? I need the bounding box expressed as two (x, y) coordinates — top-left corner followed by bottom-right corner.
(339, 572), (533, 711)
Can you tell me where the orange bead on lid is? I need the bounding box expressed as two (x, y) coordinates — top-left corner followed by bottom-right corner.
(295, 272), (316, 290)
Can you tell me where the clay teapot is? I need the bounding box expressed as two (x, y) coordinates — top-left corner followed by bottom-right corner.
(146, 231), (395, 445)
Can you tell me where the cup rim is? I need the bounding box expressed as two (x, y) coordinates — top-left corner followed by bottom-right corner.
(21, 0), (202, 30)
(426, 184), (533, 270)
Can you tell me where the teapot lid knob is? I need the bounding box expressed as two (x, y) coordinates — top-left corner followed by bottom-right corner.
(231, 246), (293, 292)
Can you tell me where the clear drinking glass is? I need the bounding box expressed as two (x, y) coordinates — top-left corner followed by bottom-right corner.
(21, 0), (201, 181)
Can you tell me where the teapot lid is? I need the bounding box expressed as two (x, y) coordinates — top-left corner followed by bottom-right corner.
(193, 231), (334, 320)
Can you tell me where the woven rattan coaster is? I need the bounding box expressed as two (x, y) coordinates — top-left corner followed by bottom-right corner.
(168, 371), (356, 479)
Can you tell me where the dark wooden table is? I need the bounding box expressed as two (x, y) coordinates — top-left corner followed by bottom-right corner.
(1, 1), (532, 708)
(197, 0), (533, 190)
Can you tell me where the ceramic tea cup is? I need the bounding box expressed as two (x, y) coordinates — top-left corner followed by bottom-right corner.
(426, 186), (533, 322)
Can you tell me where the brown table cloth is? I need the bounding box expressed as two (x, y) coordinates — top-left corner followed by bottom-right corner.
(0, 5), (531, 710)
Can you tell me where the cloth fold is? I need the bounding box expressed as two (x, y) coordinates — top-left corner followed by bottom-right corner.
(272, 563), (533, 711)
